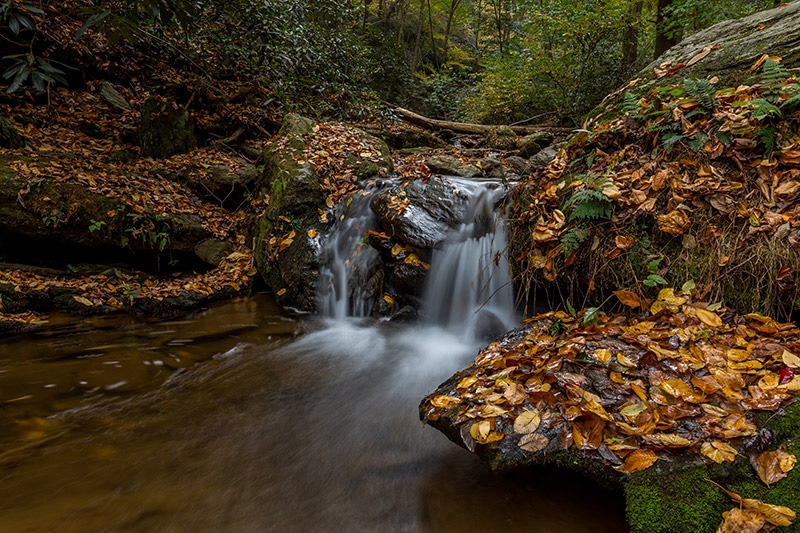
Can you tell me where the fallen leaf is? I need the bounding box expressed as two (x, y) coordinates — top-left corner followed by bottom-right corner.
(513, 410), (542, 434)
(717, 507), (766, 533)
(615, 448), (658, 473)
(752, 449), (796, 487)
(614, 290), (641, 308)
(518, 432), (549, 453)
(701, 441), (737, 463)
(695, 307), (723, 327)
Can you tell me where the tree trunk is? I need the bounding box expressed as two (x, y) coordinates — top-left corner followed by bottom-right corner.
(654, 0), (678, 59)
(620, 0), (643, 80)
(394, 107), (573, 135)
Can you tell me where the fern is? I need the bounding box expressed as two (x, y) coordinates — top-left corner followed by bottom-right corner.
(761, 58), (791, 102)
(661, 131), (688, 153)
(561, 225), (590, 257)
(756, 126), (778, 158)
(781, 92), (800, 112)
(688, 133), (708, 152)
(750, 98), (782, 121)
(564, 189), (612, 221)
(622, 91), (642, 117)
(683, 78), (717, 111)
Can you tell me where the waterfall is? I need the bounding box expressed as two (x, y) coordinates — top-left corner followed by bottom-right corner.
(316, 186), (385, 319)
(421, 178), (516, 340)
(317, 177), (516, 340)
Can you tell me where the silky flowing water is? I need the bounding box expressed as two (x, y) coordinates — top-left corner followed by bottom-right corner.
(0, 297), (626, 532)
(0, 178), (627, 531)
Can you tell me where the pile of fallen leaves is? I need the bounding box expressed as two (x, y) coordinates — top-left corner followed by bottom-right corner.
(421, 287), (800, 529)
(512, 55), (800, 318)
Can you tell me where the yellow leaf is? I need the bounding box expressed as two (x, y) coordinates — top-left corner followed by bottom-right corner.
(656, 288), (687, 306)
(72, 295), (94, 306)
(513, 410), (541, 434)
(276, 288), (287, 296)
(594, 348), (612, 363)
(383, 295), (395, 305)
(641, 433), (692, 448)
(430, 395), (461, 408)
(616, 353), (638, 368)
(753, 449), (796, 487)
(701, 441), (737, 463)
(782, 350), (800, 369)
(619, 402), (648, 421)
(457, 376), (477, 389)
(741, 499), (795, 527)
(717, 507), (766, 533)
(518, 432), (549, 453)
(614, 449), (658, 473)
(307, 229), (318, 238)
(695, 307), (723, 327)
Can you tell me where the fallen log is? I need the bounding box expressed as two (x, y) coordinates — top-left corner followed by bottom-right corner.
(394, 107), (573, 136)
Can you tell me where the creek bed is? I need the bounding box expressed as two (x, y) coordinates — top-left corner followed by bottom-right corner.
(0, 295), (627, 531)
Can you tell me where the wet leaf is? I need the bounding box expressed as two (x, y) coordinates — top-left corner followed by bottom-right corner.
(614, 448), (658, 473)
(752, 449), (796, 487)
(430, 395), (461, 408)
(717, 507), (766, 533)
(614, 290), (641, 308)
(513, 410), (542, 434)
(695, 307), (723, 327)
(72, 295), (94, 306)
(518, 432), (549, 453)
(781, 350), (800, 369)
(641, 433), (692, 448)
(701, 441), (737, 463)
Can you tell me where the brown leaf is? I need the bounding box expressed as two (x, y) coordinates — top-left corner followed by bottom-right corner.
(657, 209), (691, 235)
(518, 432), (549, 453)
(717, 507), (766, 533)
(752, 449), (796, 487)
(742, 498), (795, 527)
(614, 290), (641, 308)
(614, 448), (658, 473)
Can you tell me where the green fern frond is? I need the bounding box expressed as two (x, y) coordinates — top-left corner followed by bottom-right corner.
(761, 58), (796, 104)
(750, 98), (782, 121)
(683, 78), (716, 111)
(661, 131), (687, 153)
(756, 126), (778, 158)
(688, 133), (708, 153)
(780, 92), (800, 112)
(622, 91), (642, 117)
(561, 225), (590, 257)
(565, 189), (612, 221)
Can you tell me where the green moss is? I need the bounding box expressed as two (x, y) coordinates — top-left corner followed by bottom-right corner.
(625, 464), (728, 533)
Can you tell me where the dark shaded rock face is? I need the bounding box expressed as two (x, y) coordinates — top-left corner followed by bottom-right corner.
(0, 117), (26, 149)
(254, 114), (393, 313)
(139, 97), (198, 159)
(370, 177), (470, 249)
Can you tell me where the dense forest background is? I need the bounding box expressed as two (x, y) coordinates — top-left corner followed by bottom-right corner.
(0, 0), (785, 126)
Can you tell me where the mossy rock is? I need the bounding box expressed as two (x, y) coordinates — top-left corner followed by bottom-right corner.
(625, 401), (800, 533)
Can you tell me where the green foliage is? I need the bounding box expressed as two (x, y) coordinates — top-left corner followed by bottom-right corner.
(561, 225), (590, 257)
(88, 219), (106, 233)
(2, 54), (69, 93)
(682, 78), (716, 111)
(563, 174), (613, 222)
(661, 0), (774, 40)
(622, 91), (643, 117)
(756, 126), (778, 158)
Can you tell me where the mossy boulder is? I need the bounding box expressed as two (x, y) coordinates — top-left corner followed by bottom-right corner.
(254, 114), (393, 312)
(486, 125), (517, 151)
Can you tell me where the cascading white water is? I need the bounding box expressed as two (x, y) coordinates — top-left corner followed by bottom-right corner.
(317, 177), (516, 340)
(422, 178), (516, 340)
(316, 186), (385, 319)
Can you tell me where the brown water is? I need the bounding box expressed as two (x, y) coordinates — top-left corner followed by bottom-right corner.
(0, 296), (628, 532)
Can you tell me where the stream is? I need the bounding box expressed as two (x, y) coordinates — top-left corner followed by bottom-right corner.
(0, 297), (627, 532)
(0, 177), (627, 531)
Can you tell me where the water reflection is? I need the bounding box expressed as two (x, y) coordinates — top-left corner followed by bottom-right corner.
(0, 298), (628, 532)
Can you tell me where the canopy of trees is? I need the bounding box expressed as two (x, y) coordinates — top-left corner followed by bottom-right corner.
(0, 0), (785, 125)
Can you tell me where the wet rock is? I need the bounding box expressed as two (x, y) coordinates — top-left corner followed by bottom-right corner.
(392, 261), (429, 297)
(529, 144), (564, 170)
(480, 157), (507, 180)
(517, 132), (554, 158)
(505, 156), (530, 175)
(254, 115), (391, 313)
(371, 176), (470, 249)
(425, 155), (481, 178)
(99, 82), (131, 112)
(486, 125), (517, 151)
(139, 97), (198, 159)
(194, 238), (231, 267)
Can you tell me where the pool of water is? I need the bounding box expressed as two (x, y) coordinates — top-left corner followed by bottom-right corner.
(0, 296), (628, 532)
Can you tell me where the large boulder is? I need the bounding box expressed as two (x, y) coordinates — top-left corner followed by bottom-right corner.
(254, 114), (393, 312)
(421, 299), (800, 532)
(0, 163), (218, 271)
(370, 176), (470, 249)
(425, 155), (482, 178)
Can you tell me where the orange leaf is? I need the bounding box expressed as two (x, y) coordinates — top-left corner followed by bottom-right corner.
(614, 290), (641, 308)
(614, 448), (658, 473)
(695, 307), (723, 327)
